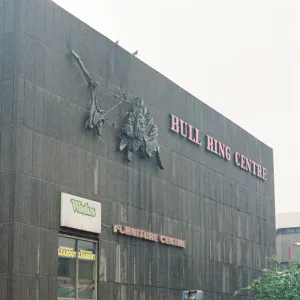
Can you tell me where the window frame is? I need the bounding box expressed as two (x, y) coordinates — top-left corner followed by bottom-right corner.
(58, 234), (98, 300)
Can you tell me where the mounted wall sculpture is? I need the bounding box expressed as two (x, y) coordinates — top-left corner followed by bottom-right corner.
(71, 50), (164, 170)
(71, 50), (105, 138)
(119, 97), (164, 169)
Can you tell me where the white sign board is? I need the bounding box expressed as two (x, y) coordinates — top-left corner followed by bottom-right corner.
(60, 193), (101, 234)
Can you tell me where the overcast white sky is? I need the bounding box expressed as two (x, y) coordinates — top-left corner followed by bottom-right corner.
(53, 0), (300, 214)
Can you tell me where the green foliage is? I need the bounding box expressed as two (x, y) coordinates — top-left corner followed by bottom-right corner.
(234, 261), (300, 299)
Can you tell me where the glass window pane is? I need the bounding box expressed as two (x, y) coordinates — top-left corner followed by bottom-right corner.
(285, 228), (296, 234)
(78, 240), (96, 300)
(58, 236), (77, 299)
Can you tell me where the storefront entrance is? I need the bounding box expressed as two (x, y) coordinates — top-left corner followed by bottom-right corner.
(57, 235), (98, 300)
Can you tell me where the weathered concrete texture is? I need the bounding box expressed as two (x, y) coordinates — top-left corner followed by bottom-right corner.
(0, 2), (15, 295)
(276, 231), (300, 263)
(0, 0), (275, 299)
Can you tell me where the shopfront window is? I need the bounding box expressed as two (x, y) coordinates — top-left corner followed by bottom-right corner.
(58, 236), (97, 300)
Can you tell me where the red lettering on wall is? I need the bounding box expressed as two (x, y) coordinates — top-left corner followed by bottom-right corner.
(219, 143), (225, 158)
(188, 125), (195, 142)
(170, 114), (267, 182)
(114, 225), (186, 247)
(194, 128), (202, 145)
(188, 125), (201, 145)
(206, 135), (214, 152)
(241, 155), (246, 169)
(159, 235), (166, 244)
(225, 146), (231, 161)
(170, 114), (180, 133)
(119, 226), (125, 234)
(252, 161), (257, 175)
(170, 114), (201, 146)
(213, 138), (219, 155)
(180, 119), (188, 137)
(234, 153), (267, 181)
(130, 228), (137, 236)
(206, 135), (231, 161)
(235, 152), (240, 166)
(245, 157), (252, 172)
(257, 164), (262, 178)
(262, 167), (267, 181)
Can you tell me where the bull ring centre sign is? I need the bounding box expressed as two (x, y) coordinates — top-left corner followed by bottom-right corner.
(170, 114), (268, 181)
(113, 224), (186, 248)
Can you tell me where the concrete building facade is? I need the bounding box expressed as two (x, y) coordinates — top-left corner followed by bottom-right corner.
(276, 213), (300, 266)
(0, 0), (275, 299)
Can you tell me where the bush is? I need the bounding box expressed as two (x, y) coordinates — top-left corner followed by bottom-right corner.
(234, 261), (300, 299)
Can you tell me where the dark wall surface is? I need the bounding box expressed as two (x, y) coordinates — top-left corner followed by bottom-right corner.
(0, 0), (15, 298)
(0, 0), (275, 299)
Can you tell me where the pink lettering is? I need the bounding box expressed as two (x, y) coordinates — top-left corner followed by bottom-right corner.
(219, 143), (225, 158)
(171, 114), (202, 146)
(170, 114), (180, 133)
(194, 128), (202, 145)
(235, 152), (240, 166)
(206, 135), (214, 152)
(206, 136), (231, 161)
(119, 226), (125, 234)
(241, 155), (246, 169)
(245, 158), (252, 172)
(213, 139), (219, 155)
(234, 152), (267, 181)
(188, 125), (196, 143)
(188, 127), (201, 145)
(180, 119), (188, 137)
(257, 164), (262, 178)
(262, 168), (267, 181)
(159, 235), (166, 244)
(252, 161), (257, 175)
(225, 146), (231, 161)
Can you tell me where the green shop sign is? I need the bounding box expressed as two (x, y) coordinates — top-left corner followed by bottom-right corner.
(60, 193), (101, 234)
(71, 199), (96, 217)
